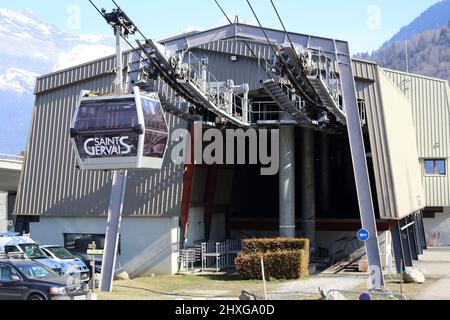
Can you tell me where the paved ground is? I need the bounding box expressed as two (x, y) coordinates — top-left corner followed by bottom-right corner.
(97, 247), (450, 300)
(414, 247), (450, 300)
(268, 274), (368, 300)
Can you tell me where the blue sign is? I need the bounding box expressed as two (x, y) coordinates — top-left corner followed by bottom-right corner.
(357, 228), (370, 242)
(359, 292), (372, 301)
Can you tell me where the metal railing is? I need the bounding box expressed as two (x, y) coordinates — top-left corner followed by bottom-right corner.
(185, 52), (249, 123)
(0, 154), (24, 162)
(250, 101), (281, 123)
(310, 48), (344, 113)
(178, 240), (243, 273)
(251, 80), (307, 123)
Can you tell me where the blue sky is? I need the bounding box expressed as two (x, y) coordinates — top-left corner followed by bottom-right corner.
(3, 0), (442, 53)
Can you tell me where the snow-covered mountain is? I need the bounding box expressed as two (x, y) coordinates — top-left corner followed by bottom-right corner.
(0, 68), (38, 95)
(0, 8), (115, 154)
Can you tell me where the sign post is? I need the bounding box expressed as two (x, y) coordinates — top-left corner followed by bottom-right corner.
(88, 242), (97, 293)
(261, 255), (268, 300)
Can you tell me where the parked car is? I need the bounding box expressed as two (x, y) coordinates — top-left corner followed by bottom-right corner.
(0, 233), (62, 273)
(0, 259), (89, 300)
(69, 251), (102, 274)
(40, 246), (90, 282)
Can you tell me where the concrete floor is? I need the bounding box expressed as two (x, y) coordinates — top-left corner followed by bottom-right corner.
(414, 247), (450, 300)
(267, 247), (450, 300)
(268, 274), (368, 300)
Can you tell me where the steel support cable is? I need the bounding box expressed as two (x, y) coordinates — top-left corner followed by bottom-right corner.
(91, 0), (205, 113)
(246, 0), (281, 62)
(214, 0), (274, 80)
(89, 0), (150, 71)
(270, 0), (345, 124)
(134, 40), (206, 112)
(111, 0), (244, 119)
(270, 0), (296, 55)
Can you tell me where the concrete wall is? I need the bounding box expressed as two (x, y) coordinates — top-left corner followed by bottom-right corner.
(184, 208), (226, 246)
(424, 207), (450, 246)
(0, 192), (7, 233)
(30, 216), (179, 277)
(185, 166), (233, 245)
(185, 207), (205, 247)
(7, 194), (15, 222)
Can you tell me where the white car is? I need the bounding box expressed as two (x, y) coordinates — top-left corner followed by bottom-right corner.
(41, 245), (90, 282)
(0, 233), (62, 274)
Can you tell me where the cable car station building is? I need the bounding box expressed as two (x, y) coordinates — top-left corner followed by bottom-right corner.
(13, 22), (450, 277)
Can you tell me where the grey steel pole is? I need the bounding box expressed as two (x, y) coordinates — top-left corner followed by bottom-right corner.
(99, 26), (128, 293)
(339, 46), (385, 288)
(299, 128), (316, 252)
(319, 132), (331, 214)
(100, 170), (128, 292)
(279, 124), (296, 238)
(0, 192), (8, 234)
(114, 26), (124, 93)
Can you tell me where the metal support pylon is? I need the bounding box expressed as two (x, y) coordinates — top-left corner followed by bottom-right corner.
(99, 26), (128, 293)
(338, 44), (385, 288)
(100, 170), (127, 292)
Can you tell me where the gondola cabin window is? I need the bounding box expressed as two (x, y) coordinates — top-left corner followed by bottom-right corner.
(142, 98), (169, 158)
(73, 101), (140, 158)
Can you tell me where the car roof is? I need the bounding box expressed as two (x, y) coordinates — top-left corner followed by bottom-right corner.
(0, 259), (38, 266)
(0, 236), (36, 247)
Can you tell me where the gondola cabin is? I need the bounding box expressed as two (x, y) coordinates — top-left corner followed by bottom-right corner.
(70, 87), (168, 170)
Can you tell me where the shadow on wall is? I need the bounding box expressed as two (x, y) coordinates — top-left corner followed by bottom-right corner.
(44, 164), (184, 217)
(45, 178), (111, 216)
(123, 116), (187, 216)
(124, 231), (175, 277)
(125, 163), (184, 217)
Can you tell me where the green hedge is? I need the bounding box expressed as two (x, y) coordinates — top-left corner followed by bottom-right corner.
(235, 250), (308, 280)
(243, 238), (309, 258)
(235, 238), (310, 280)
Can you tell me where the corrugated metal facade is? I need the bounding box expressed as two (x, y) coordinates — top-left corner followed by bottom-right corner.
(352, 59), (396, 219)
(376, 68), (425, 219)
(352, 59), (426, 219)
(383, 69), (450, 207)
(14, 55), (187, 217)
(191, 48), (269, 91)
(196, 40), (273, 61)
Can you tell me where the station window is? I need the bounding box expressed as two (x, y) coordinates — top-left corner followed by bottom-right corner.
(424, 159), (446, 176)
(63, 233), (121, 255)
